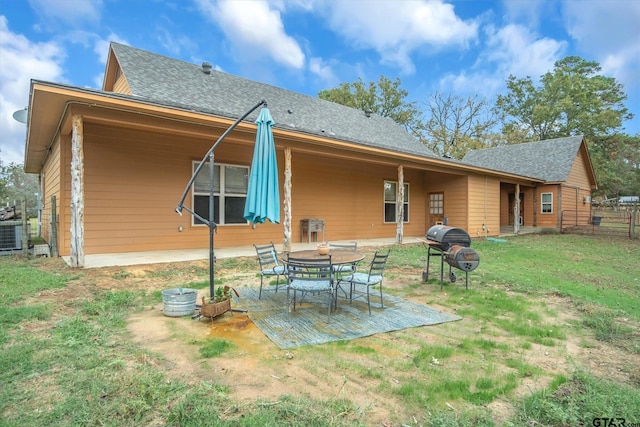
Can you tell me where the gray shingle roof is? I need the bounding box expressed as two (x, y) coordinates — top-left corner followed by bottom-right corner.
(462, 135), (585, 181)
(110, 42), (437, 158)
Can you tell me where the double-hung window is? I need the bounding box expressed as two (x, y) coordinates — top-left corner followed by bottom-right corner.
(541, 192), (553, 214)
(384, 181), (409, 223)
(192, 162), (249, 225)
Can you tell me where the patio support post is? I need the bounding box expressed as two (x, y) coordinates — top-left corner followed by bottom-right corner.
(70, 114), (85, 268)
(396, 165), (404, 244)
(514, 183), (520, 235)
(283, 147), (292, 252)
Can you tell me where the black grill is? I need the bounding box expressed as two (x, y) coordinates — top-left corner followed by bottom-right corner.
(426, 225), (471, 251)
(422, 225), (480, 289)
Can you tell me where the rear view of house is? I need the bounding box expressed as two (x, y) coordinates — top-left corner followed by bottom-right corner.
(21, 43), (597, 266)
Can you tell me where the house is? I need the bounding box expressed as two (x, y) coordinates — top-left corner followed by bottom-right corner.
(463, 136), (597, 232)
(22, 43), (597, 267)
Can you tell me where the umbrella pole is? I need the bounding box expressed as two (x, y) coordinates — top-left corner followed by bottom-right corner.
(173, 100), (267, 299)
(209, 152), (215, 299)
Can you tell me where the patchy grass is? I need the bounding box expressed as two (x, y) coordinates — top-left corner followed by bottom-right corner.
(1, 234), (639, 426)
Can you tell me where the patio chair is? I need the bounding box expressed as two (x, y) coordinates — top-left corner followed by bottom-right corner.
(338, 249), (390, 315)
(254, 242), (286, 299)
(328, 241), (359, 299)
(285, 255), (335, 321)
(328, 242), (359, 273)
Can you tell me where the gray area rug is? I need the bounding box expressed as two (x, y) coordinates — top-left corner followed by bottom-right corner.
(232, 287), (461, 349)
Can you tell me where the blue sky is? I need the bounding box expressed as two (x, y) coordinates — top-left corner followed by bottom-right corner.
(1, 0), (639, 165)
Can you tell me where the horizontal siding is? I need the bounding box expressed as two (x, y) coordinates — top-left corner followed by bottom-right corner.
(536, 185), (558, 228)
(77, 123), (432, 254)
(113, 73), (131, 94)
(566, 150), (593, 190)
(40, 137), (62, 249)
(423, 171), (468, 229)
(468, 174), (500, 237)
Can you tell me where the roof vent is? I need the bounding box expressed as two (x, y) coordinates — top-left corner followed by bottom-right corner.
(364, 109), (372, 118)
(201, 62), (212, 74)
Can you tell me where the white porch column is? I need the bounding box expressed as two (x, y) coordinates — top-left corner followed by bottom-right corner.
(396, 165), (404, 244)
(283, 147), (292, 252)
(70, 114), (85, 267)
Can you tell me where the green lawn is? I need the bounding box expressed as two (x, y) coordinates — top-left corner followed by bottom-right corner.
(1, 234), (639, 426)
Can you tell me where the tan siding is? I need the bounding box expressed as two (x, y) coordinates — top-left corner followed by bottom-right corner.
(60, 135), (72, 256)
(468, 174), (500, 237)
(112, 73), (131, 94)
(563, 151), (593, 225)
(77, 123), (431, 254)
(522, 187), (535, 226)
(566, 151), (592, 189)
(40, 137), (62, 248)
(537, 185), (558, 228)
(423, 171), (468, 230)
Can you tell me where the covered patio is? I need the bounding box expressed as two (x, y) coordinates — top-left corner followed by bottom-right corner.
(63, 236), (426, 268)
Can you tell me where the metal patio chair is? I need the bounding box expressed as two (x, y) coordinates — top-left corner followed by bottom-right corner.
(254, 242), (286, 299)
(328, 241), (359, 272)
(285, 255), (335, 321)
(338, 249), (390, 315)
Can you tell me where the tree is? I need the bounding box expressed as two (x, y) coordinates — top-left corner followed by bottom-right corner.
(318, 76), (425, 139)
(589, 134), (640, 198)
(495, 56), (633, 141)
(423, 92), (501, 158)
(0, 158), (39, 218)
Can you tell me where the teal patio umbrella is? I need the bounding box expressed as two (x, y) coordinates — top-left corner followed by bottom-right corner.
(244, 106), (280, 224)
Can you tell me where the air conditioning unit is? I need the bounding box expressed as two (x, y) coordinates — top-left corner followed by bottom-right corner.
(0, 222), (28, 251)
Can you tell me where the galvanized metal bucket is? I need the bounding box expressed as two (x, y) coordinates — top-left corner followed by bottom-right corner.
(162, 288), (198, 317)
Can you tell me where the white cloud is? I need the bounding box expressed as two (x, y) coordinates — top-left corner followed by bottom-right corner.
(0, 16), (66, 164)
(482, 24), (566, 79)
(28, 0), (102, 26)
(435, 22), (565, 105)
(195, 0), (305, 69)
(562, 0), (640, 89)
(318, 0), (478, 74)
(308, 56), (337, 86)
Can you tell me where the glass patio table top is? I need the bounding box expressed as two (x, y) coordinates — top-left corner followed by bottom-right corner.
(283, 250), (365, 265)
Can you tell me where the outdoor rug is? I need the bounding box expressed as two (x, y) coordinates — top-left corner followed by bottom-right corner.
(232, 287), (461, 349)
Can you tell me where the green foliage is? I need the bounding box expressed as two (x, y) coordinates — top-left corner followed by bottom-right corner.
(0, 159), (40, 217)
(1, 235), (639, 426)
(318, 75), (425, 138)
(589, 133), (640, 198)
(424, 91), (500, 158)
(198, 338), (233, 358)
(514, 372), (640, 426)
(0, 258), (70, 304)
(495, 56), (633, 141)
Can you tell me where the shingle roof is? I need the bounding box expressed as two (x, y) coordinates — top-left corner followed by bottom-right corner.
(462, 135), (585, 181)
(110, 42), (437, 158)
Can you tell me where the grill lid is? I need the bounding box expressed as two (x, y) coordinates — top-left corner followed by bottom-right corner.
(426, 225), (471, 250)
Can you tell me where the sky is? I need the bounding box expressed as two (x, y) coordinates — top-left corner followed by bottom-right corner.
(1, 0), (639, 165)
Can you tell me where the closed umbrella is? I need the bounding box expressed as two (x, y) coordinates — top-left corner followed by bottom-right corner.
(244, 107), (280, 224)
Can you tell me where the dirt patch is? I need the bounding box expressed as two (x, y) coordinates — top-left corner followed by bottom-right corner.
(35, 257), (640, 425)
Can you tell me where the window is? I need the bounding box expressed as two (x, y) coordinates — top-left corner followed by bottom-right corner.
(384, 181), (409, 223)
(192, 162), (249, 225)
(429, 193), (443, 215)
(541, 192), (553, 214)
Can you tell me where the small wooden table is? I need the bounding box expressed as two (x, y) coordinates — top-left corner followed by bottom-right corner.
(300, 219), (325, 243)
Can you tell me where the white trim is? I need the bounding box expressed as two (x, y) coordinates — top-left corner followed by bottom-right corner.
(191, 161), (249, 226)
(383, 180), (410, 224)
(541, 192), (553, 214)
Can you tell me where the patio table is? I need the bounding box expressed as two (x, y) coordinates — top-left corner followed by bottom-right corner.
(284, 250), (365, 305)
(284, 249), (365, 266)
